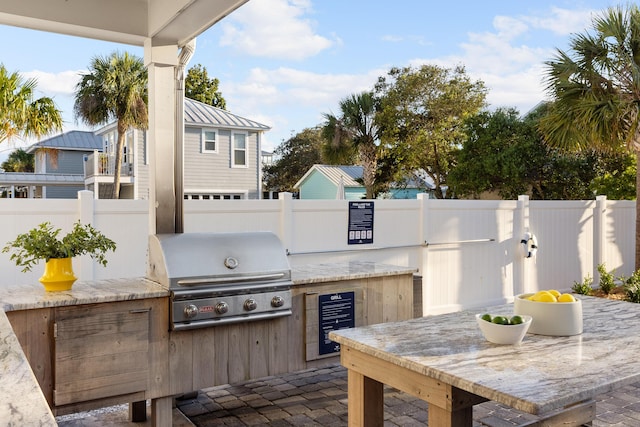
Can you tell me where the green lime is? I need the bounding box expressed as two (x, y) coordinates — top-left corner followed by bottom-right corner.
(481, 313), (492, 322)
(510, 315), (524, 325)
(492, 316), (508, 325)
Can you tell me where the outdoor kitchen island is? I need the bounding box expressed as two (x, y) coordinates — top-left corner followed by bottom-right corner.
(0, 261), (416, 426)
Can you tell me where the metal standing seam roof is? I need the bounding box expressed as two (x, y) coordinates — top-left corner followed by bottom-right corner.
(24, 130), (103, 153)
(0, 173), (84, 186)
(294, 165), (363, 189)
(184, 98), (271, 131)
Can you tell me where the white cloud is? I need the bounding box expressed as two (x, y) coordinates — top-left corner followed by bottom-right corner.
(525, 7), (596, 35)
(22, 70), (81, 97)
(220, 0), (336, 60)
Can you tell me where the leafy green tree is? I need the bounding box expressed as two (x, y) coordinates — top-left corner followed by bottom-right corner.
(540, 5), (640, 267)
(451, 107), (634, 200)
(74, 52), (148, 199)
(263, 127), (324, 193)
(0, 64), (63, 144)
(185, 64), (226, 109)
(376, 65), (486, 198)
(1, 148), (34, 172)
(450, 108), (537, 198)
(590, 152), (636, 200)
(322, 92), (380, 199)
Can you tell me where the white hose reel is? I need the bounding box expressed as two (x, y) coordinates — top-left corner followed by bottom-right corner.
(521, 232), (538, 258)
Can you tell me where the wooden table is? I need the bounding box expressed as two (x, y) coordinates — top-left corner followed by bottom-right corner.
(329, 296), (640, 426)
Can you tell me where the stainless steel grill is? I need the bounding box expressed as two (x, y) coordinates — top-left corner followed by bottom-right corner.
(147, 232), (292, 330)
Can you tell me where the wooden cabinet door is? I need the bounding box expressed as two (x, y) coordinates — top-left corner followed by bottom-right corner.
(53, 301), (150, 406)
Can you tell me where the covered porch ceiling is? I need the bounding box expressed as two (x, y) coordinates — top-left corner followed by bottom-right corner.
(0, 0), (248, 47)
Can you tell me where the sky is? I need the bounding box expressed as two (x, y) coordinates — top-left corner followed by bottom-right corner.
(0, 0), (622, 162)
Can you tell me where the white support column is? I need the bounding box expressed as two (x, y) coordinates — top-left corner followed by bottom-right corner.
(144, 40), (178, 235)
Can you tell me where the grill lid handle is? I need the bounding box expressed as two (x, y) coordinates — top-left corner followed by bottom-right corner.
(176, 272), (287, 286)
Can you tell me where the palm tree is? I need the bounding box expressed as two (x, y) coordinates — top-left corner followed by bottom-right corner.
(540, 5), (640, 269)
(1, 148), (34, 172)
(74, 52), (148, 199)
(322, 92), (379, 199)
(0, 64), (63, 144)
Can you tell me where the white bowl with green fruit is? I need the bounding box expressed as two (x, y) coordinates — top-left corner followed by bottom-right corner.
(476, 313), (532, 345)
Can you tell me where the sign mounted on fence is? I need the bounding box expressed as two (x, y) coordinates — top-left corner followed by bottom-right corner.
(318, 291), (356, 356)
(348, 201), (374, 244)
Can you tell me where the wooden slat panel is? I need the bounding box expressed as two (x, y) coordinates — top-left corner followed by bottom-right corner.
(54, 302), (150, 406)
(227, 323), (249, 383)
(268, 316), (289, 375)
(192, 327), (216, 391)
(169, 329), (194, 395)
(6, 308), (54, 407)
(146, 298), (170, 399)
(213, 326), (229, 386)
(54, 370), (148, 406)
(249, 321), (269, 379)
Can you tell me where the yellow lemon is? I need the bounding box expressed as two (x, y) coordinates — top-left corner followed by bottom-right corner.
(558, 293), (576, 303)
(531, 291), (557, 302)
(547, 289), (561, 298)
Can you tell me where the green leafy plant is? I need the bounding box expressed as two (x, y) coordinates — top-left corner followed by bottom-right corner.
(2, 221), (116, 272)
(597, 263), (616, 295)
(572, 274), (593, 295)
(624, 270), (640, 303)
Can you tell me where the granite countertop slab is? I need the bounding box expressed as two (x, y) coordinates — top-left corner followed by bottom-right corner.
(330, 296), (640, 416)
(0, 277), (169, 312)
(291, 261), (417, 285)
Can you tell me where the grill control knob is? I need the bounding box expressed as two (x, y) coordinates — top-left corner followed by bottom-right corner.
(244, 298), (258, 311)
(215, 302), (229, 315)
(184, 304), (199, 319)
(271, 296), (285, 308)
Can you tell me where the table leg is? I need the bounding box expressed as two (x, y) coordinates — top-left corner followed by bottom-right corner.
(348, 369), (384, 427)
(428, 401), (472, 427)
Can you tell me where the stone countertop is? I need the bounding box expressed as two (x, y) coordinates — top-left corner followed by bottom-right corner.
(0, 277), (169, 312)
(329, 296), (640, 416)
(291, 261), (417, 285)
(0, 262), (413, 425)
(0, 277), (168, 426)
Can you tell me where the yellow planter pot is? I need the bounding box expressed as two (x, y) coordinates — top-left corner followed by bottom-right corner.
(39, 257), (77, 292)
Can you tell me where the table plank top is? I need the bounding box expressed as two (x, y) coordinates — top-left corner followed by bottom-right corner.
(329, 296), (640, 415)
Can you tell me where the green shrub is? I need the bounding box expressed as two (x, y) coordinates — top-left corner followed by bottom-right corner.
(624, 270), (640, 303)
(597, 263), (616, 295)
(572, 274), (593, 295)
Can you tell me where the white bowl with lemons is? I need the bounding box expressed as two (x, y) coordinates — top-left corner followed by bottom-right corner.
(514, 290), (582, 336)
(476, 313), (532, 345)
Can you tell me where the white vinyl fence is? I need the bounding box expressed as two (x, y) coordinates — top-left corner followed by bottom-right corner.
(0, 191), (634, 315)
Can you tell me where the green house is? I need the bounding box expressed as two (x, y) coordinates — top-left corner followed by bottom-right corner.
(294, 164), (437, 200)
(294, 165), (365, 200)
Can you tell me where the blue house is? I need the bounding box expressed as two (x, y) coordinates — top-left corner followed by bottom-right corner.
(294, 165), (365, 200)
(294, 164), (436, 200)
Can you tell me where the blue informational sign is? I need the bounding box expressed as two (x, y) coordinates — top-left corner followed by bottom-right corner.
(348, 201), (374, 244)
(318, 291), (355, 356)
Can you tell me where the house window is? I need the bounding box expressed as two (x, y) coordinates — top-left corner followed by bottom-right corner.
(232, 132), (247, 167)
(202, 130), (217, 153)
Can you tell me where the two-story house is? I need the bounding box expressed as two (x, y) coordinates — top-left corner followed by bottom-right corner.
(55, 98), (270, 200)
(0, 130), (102, 199)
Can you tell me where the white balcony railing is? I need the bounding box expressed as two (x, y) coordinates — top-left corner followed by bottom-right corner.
(84, 151), (133, 178)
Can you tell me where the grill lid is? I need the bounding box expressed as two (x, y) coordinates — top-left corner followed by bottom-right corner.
(147, 232), (291, 288)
